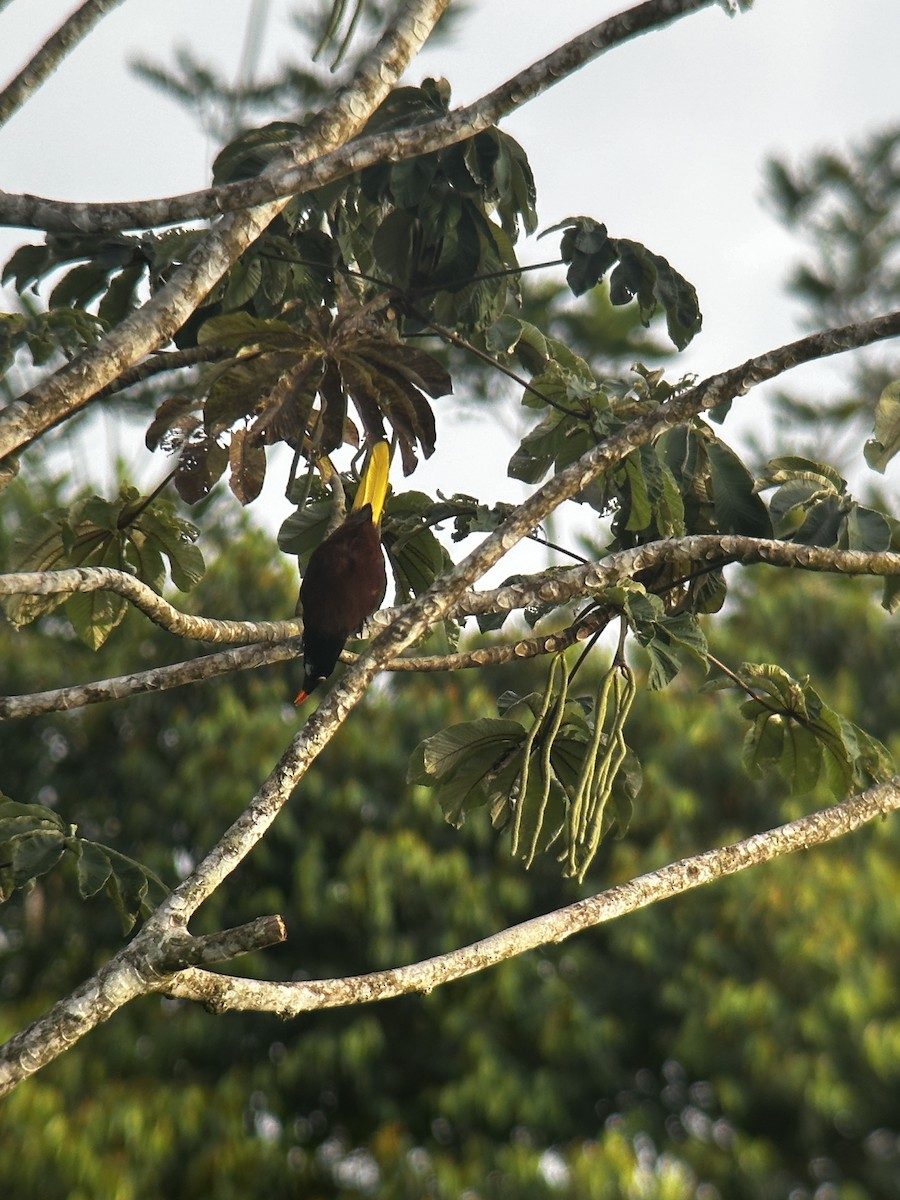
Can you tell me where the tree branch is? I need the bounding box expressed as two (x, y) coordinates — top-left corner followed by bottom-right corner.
(0, 0), (126, 130)
(0, 567), (305, 643)
(160, 777), (900, 1014)
(453, 535), (900, 618)
(0, 0), (719, 234)
(1, 315), (897, 1088)
(93, 346), (226, 398)
(0, 0), (451, 462)
(2, 776), (896, 1094)
(139, 311), (900, 935)
(0, 640), (303, 720)
(154, 916), (288, 972)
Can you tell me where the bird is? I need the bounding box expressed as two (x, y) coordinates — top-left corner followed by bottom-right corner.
(294, 440), (390, 705)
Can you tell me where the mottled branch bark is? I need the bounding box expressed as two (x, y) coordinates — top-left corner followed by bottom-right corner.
(0, 0), (451, 462)
(0, 0), (718, 234)
(2, 776), (896, 1094)
(162, 777), (900, 1014)
(0, 567), (304, 643)
(0, 640), (303, 720)
(0, 0), (126, 130)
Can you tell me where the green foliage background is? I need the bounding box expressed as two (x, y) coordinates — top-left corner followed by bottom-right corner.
(1, 488), (899, 1198)
(1, 7), (899, 1196)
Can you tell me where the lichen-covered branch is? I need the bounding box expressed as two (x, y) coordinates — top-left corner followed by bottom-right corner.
(0, 0), (451, 463)
(0, 640), (303, 720)
(456, 535), (900, 618)
(0, 0), (126, 130)
(0, 567), (304, 643)
(159, 777), (900, 1014)
(0, 0), (718, 235)
(2, 776), (896, 1094)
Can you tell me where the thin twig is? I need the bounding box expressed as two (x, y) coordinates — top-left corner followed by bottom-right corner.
(412, 308), (586, 417)
(0, 0), (127, 130)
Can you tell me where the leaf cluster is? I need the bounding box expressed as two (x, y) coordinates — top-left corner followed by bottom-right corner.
(3, 485), (204, 648)
(0, 796), (165, 932)
(409, 654), (641, 879)
(709, 663), (894, 798)
(542, 216), (703, 350)
(0, 305), (105, 374)
(756, 454), (899, 612)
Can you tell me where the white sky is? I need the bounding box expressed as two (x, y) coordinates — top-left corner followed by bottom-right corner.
(1, 0), (898, 562)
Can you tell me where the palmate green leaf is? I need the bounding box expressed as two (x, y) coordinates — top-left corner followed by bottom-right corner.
(507, 403), (596, 486)
(707, 439), (772, 536)
(382, 501), (451, 602)
(541, 217), (702, 349)
(221, 255), (263, 310)
(66, 524), (129, 649)
(864, 380), (900, 473)
(0, 797), (66, 843)
(542, 216), (618, 296)
(277, 499), (334, 562)
(124, 533), (166, 594)
(793, 494), (845, 546)
(642, 637), (683, 691)
(49, 261), (114, 309)
(2, 241), (51, 290)
(2, 511), (71, 628)
(102, 848), (164, 934)
(743, 709), (844, 797)
(736, 662), (808, 714)
(66, 587), (129, 651)
(74, 840), (114, 898)
(10, 829), (67, 889)
(408, 718), (526, 828)
(839, 504), (892, 552)
(0, 308), (105, 373)
(131, 505), (204, 592)
(410, 718), (525, 783)
(755, 456), (890, 551)
(211, 120), (301, 185)
(485, 315), (549, 374)
(622, 452), (653, 533)
(5, 486), (205, 641)
(97, 260), (145, 325)
(758, 455), (846, 495)
(742, 711), (787, 778)
(0, 794), (165, 922)
(624, 590), (707, 689)
(196, 310), (301, 353)
(3, 233), (145, 314)
(730, 663), (894, 798)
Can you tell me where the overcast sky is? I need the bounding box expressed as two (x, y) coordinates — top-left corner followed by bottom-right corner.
(1, 0), (898, 558)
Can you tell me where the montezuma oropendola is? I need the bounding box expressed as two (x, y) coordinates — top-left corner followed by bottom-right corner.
(294, 441), (390, 705)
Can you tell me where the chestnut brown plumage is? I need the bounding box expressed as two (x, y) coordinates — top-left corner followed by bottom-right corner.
(295, 442), (390, 705)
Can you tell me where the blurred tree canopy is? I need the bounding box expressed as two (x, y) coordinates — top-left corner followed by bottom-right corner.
(1, 3), (899, 1197)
